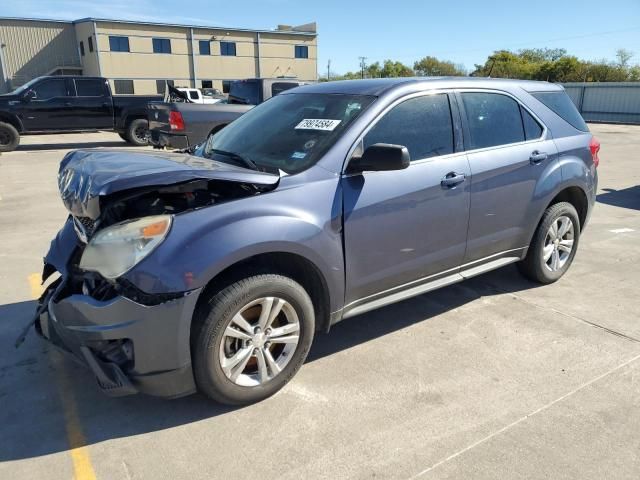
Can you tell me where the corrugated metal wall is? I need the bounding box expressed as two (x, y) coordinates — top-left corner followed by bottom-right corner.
(0, 19), (80, 91)
(562, 82), (640, 124)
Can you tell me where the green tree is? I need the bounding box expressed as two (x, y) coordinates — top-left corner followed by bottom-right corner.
(413, 56), (466, 76)
(472, 50), (536, 79)
(381, 60), (414, 77)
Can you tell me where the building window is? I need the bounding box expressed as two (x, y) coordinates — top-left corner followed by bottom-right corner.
(114, 80), (134, 95)
(222, 80), (232, 93)
(199, 40), (211, 55)
(79, 41), (85, 56)
(156, 79), (175, 94)
(109, 36), (130, 52)
(201, 80), (213, 88)
(152, 38), (172, 54)
(88, 36), (94, 52)
(220, 41), (236, 56)
(295, 45), (308, 59)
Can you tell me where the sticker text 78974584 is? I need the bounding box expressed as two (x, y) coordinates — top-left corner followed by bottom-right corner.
(295, 119), (342, 131)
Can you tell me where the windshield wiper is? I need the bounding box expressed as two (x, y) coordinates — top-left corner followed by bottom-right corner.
(208, 148), (259, 171)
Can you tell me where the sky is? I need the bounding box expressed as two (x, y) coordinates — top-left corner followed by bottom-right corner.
(3, 0), (640, 75)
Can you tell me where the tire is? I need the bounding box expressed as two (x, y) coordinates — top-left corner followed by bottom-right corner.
(118, 132), (128, 142)
(192, 274), (315, 405)
(518, 202), (580, 284)
(0, 122), (20, 152)
(124, 119), (149, 146)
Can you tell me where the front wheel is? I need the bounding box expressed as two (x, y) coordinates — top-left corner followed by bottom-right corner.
(0, 122), (20, 152)
(518, 202), (581, 284)
(192, 274), (315, 405)
(124, 119), (149, 146)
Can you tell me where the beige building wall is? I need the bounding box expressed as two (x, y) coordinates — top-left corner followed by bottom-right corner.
(0, 18), (81, 91)
(0, 17), (318, 94)
(74, 21), (100, 77)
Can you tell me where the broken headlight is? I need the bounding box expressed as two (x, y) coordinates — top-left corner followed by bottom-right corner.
(79, 215), (172, 279)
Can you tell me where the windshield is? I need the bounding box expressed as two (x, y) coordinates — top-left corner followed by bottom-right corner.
(198, 93), (375, 174)
(8, 77), (41, 95)
(228, 80), (260, 105)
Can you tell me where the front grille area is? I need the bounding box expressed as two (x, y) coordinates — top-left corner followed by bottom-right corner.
(73, 216), (96, 242)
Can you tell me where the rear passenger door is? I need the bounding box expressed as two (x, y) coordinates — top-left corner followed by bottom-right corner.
(342, 92), (471, 305)
(457, 90), (559, 264)
(70, 78), (114, 129)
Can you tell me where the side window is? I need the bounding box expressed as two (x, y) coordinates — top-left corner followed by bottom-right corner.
(79, 41), (85, 56)
(32, 79), (67, 100)
(271, 82), (298, 96)
(521, 106), (543, 140)
(75, 79), (106, 97)
(364, 94), (454, 161)
(222, 80), (232, 93)
(188, 90), (200, 100)
(461, 92), (525, 149)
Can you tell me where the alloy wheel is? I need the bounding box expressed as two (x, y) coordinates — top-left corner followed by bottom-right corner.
(543, 215), (574, 272)
(219, 297), (300, 387)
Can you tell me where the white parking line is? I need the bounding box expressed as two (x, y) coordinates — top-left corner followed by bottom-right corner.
(609, 228), (635, 233)
(407, 352), (640, 479)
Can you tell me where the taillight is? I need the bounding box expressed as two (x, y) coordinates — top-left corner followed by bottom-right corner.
(169, 111), (185, 131)
(589, 136), (600, 168)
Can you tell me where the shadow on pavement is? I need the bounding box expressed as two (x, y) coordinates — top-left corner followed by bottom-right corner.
(16, 141), (129, 152)
(0, 265), (538, 462)
(597, 186), (640, 211)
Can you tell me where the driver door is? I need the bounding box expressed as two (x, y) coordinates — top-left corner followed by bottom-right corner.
(342, 93), (471, 306)
(20, 78), (73, 130)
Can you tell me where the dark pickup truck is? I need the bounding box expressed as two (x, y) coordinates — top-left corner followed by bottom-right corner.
(0, 76), (161, 152)
(148, 78), (305, 149)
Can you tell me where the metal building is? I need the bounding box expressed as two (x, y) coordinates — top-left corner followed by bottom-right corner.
(0, 17), (318, 94)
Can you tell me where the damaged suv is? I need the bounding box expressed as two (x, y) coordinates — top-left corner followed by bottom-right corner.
(35, 78), (598, 404)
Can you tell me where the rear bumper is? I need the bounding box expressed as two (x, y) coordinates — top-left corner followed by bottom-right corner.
(149, 130), (189, 149)
(37, 282), (201, 398)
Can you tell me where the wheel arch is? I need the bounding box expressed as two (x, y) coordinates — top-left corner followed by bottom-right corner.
(546, 185), (589, 229)
(194, 251), (332, 334)
(0, 112), (23, 132)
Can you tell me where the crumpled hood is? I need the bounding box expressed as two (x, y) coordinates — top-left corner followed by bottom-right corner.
(58, 149), (279, 219)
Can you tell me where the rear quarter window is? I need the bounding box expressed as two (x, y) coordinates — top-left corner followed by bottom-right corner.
(531, 91), (588, 132)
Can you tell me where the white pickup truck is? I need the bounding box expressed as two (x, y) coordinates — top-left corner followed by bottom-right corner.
(176, 88), (223, 104)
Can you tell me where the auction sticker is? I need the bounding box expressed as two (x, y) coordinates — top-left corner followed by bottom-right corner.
(295, 119), (341, 131)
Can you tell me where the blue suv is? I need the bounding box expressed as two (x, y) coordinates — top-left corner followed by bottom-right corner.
(36, 78), (599, 404)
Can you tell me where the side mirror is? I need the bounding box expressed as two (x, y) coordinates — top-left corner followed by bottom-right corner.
(23, 89), (36, 102)
(348, 143), (410, 173)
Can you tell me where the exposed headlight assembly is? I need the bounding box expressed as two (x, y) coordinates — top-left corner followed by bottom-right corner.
(79, 215), (172, 279)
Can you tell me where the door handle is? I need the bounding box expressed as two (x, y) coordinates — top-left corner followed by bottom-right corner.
(530, 151), (548, 164)
(441, 172), (466, 188)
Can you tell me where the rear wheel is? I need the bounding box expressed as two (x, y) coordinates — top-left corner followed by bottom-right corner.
(192, 274), (315, 405)
(0, 122), (20, 152)
(125, 119), (149, 146)
(518, 202), (580, 284)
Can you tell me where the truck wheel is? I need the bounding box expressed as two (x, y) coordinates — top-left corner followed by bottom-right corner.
(518, 202), (580, 284)
(0, 122), (20, 152)
(192, 274), (315, 405)
(125, 119), (149, 146)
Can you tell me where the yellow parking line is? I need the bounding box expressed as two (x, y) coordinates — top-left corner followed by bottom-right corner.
(28, 273), (97, 480)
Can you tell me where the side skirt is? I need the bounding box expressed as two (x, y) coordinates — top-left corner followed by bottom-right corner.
(335, 248), (526, 322)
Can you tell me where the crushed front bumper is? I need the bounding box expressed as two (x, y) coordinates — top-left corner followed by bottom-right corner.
(37, 279), (202, 398)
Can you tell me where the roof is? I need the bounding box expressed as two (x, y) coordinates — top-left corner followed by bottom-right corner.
(291, 77), (564, 96)
(0, 16), (317, 36)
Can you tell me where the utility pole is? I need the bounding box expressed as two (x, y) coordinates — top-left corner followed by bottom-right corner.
(359, 56), (367, 79)
(327, 59), (331, 81)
